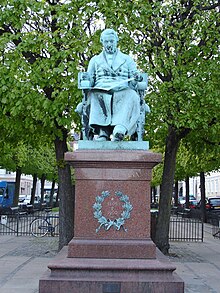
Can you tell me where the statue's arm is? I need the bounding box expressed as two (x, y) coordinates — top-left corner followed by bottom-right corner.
(124, 57), (142, 90)
(126, 56), (142, 80)
(87, 56), (97, 87)
(127, 56), (138, 76)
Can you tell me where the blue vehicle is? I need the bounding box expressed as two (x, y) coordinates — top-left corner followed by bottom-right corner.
(0, 181), (16, 209)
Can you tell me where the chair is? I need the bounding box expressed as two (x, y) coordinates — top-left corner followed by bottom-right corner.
(76, 72), (150, 141)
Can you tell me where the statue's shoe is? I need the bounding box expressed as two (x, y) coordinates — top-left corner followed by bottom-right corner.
(112, 132), (124, 142)
(96, 135), (108, 141)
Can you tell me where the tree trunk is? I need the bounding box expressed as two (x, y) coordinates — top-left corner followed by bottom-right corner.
(185, 176), (190, 208)
(13, 167), (21, 206)
(155, 126), (180, 255)
(200, 172), (207, 222)
(40, 174), (46, 203)
(54, 133), (74, 250)
(152, 186), (157, 203)
(49, 180), (56, 207)
(174, 181), (179, 207)
(30, 173), (37, 205)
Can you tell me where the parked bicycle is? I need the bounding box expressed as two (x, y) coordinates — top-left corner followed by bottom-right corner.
(30, 208), (59, 237)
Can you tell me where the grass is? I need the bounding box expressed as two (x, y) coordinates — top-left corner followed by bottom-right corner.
(52, 207), (59, 213)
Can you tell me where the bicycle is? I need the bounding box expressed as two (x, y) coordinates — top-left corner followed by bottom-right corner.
(30, 208), (59, 237)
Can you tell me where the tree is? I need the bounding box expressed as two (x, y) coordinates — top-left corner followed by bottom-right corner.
(95, 0), (220, 253)
(177, 128), (220, 220)
(0, 141), (30, 206)
(0, 0), (88, 248)
(0, 138), (57, 205)
(141, 1), (219, 254)
(1, 0), (219, 253)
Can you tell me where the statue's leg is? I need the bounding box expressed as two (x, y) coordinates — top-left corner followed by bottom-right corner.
(111, 89), (140, 140)
(96, 126), (112, 141)
(112, 125), (127, 141)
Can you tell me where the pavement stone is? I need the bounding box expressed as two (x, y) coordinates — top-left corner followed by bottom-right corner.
(169, 224), (220, 293)
(0, 236), (58, 293)
(0, 223), (220, 293)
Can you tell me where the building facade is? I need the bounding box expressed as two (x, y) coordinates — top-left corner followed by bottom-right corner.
(181, 171), (220, 199)
(0, 169), (56, 197)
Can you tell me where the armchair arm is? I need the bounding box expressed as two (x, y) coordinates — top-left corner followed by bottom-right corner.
(136, 73), (148, 90)
(78, 72), (92, 90)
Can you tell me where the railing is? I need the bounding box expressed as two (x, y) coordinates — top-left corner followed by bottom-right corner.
(151, 209), (204, 242)
(169, 215), (203, 242)
(0, 211), (59, 237)
(1, 209), (204, 242)
(209, 213), (220, 239)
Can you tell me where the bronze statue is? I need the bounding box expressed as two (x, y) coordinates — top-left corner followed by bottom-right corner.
(77, 28), (149, 142)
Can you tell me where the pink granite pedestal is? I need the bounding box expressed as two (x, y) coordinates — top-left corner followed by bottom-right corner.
(39, 149), (184, 293)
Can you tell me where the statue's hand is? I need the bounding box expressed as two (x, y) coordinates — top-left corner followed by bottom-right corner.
(81, 72), (91, 81)
(133, 72), (143, 82)
(78, 71), (93, 89)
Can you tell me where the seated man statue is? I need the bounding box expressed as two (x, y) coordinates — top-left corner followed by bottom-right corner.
(79, 28), (146, 142)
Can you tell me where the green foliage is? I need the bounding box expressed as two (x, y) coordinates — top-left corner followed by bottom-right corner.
(121, 1), (220, 174)
(0, 0), (219, 251)
(0, 0), (99, 178)
(85, 2), (220, 175)
(1, 0), (218, 181)
(1, 0), (219, 181)
(180, 128), (220, 174)
(0, 139), (57, 181)
(0, 0), (97, 141)
(95, 0), (220, 188)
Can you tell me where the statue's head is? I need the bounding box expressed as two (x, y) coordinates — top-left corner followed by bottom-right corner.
(100, 29), (118, 54)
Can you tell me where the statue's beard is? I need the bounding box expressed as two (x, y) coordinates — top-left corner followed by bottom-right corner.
(105, 45), (116, 54)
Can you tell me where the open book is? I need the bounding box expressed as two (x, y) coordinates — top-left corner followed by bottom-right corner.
(92, 77), (135, 91)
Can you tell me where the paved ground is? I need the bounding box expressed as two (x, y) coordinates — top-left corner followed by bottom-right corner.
(0, 223), (220, 293)
(0, 236), (58, 293)
(169, 224), (220, 293)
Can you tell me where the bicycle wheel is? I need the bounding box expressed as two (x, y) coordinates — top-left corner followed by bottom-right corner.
(30, 218), (49, 237)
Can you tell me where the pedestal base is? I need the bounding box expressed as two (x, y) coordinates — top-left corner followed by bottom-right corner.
(39, 149), (184, 292)
(68, 238), (156, 259)
(39, 247), (184, 293)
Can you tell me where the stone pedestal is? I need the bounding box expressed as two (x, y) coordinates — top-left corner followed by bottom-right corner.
(39, 149), (184, 293)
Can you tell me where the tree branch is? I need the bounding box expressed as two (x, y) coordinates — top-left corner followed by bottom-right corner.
(199, 2), (220, 11)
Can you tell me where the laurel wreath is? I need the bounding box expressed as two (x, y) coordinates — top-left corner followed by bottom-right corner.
(93, 191), (133, 233)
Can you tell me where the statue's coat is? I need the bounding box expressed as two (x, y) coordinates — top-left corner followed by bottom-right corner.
(87, 50), (140, 135)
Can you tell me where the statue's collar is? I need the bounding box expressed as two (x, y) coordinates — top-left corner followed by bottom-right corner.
(101, 49), (125, 71)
